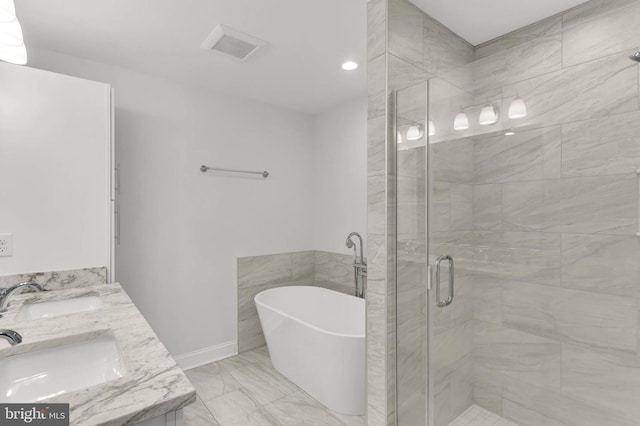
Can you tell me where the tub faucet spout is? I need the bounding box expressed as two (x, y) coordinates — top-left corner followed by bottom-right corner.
(346, 232), (367, 298)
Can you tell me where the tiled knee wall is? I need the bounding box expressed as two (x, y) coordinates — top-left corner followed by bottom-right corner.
(237, 251), (356, 352)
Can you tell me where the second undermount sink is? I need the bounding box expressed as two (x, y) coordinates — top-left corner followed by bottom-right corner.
(0, 335), (127, 402)
(16, 296), (104, 321)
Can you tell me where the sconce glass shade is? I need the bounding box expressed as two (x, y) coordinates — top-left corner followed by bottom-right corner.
(508, 96), (527, 119)
(0, 42), (26, 64)
(479, 103), (499, 125)
(406, 124), (424, 141)
(428, 120), (435, 136)
(397, 131), (403, 145)
(453, 112), (469, 131)
(0, 18), (23, 46)
(0, 0), (16, 23)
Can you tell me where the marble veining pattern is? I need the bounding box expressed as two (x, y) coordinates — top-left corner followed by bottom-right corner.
(0, 283), (195, 426)
(0, 266), (108, 290)
(183, 346), (365, 426)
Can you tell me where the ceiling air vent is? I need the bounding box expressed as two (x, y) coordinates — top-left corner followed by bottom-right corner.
(200, 24), (266, 61)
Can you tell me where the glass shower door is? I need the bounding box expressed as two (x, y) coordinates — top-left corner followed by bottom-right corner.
(395, 82), (429, 426)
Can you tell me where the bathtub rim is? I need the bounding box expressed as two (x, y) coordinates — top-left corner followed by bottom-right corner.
(254, 286), (365, 339)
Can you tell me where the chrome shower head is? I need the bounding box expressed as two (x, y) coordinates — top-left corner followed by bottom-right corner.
(630, 50), (640, 62)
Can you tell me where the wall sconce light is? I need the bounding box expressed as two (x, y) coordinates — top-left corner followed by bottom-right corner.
(406, 124), (424, 141)
(479, 102), (499, 125)
(397, 131), (403, 145)
(508, 96), (527, 119)
(428, 120), (435, 137)
(0, 0), (26, 65)
(453, 111), (469, 131)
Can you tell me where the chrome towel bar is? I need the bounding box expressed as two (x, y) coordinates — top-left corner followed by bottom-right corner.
(200, 165), (269, 178)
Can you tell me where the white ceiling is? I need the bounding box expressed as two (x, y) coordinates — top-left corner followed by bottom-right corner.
(16, 0), (592, 114)
(17, 0), (367, 114)
(409, 0), (591, 46)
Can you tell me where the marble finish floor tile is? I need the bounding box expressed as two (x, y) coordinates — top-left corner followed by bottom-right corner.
(449, 404), (517, 426)
(187, 347), (365, 425)
(184, 397), (219, 426)
(185, 362), (242, 402)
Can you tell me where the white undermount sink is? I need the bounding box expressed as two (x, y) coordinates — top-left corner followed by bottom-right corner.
(0, 335), (127, 402)
(17, 296), (104, 320)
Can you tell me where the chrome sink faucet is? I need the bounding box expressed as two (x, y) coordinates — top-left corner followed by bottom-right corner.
(346, 232), (367, 298)
(0, 329), (22, 345)
(0, 281), (45, 317)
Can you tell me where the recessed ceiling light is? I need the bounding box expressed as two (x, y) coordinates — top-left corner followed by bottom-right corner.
(341, 61), (358, 71)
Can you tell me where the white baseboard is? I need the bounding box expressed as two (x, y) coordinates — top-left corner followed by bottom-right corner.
(175, 341), (237, 371)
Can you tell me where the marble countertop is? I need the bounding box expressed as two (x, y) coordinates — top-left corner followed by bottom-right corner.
(0, 283), (196, 426)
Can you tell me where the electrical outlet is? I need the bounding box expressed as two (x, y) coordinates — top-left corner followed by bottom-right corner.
(0, 233), (13, 257)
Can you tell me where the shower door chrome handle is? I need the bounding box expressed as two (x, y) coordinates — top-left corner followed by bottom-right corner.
(435, 255), (454, 308)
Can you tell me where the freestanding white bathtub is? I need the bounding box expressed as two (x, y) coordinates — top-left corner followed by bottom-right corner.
(255, 286), (366, 416)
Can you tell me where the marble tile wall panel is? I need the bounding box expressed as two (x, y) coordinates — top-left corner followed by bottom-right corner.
(502, 280), (637, 352)
(475, 17), (562, 60)
(433, 355), (473, 426)
(388, 0), (424, 68)
(561, 0), (637, 28)
(314, 251), (354, 289)
(561, 344), (640, 422)
(467, 4), (640, 419)
(472, 185), (502, 231)
(450, 184), (473, 231)
(502, 174), (638, 235)
(474, 321), (562, 391)
(431, 138), (474, 184)
(472, 363), (503, 415)
(431, 181), (450, 232)
(423, 14), (474, 77)
(368, 53), (387, 120)
(397, 146), (426, 179)
(501, 374), (636, 426)
(367, 0), (386, 61)
(561, 233), (640, 297)
(432, 321), (473, 377)
(472, 32), (562, 94)
(237, 251), (354, 352)
(0, 266), (107, 290)
(562, 111), (640, 177)
(473, 126), (561, 184)
(369, 117), (386, 179)
(563, 0), (640, 67)
(397, 81), (427, 127)
(472, 274), (503, 326)
(389, 54), (432, 92)
(366, 2), (392, 411)
(502, 55), (638, 128)
(472, 231), (561, 285)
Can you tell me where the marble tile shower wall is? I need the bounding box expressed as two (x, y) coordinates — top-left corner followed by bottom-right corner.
(370, 0), (477, 424)
(366, 0), (395, 423)
(465, 1), (640, 425)
(237, 251), (354, 353)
